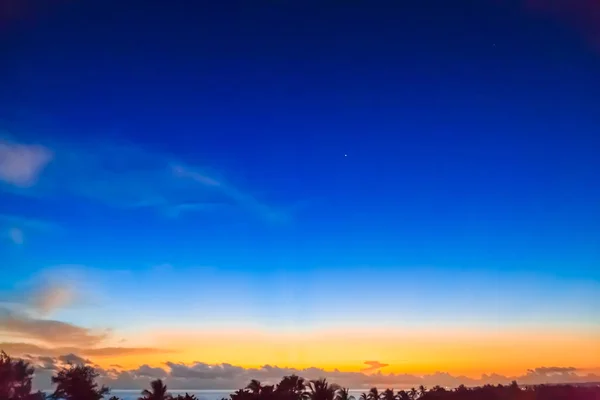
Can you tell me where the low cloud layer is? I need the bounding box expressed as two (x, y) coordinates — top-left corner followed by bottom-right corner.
(14, 354), (600, 391)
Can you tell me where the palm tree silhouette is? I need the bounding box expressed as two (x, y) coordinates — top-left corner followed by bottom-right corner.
(139, 379), (171, 400)
(335, 388), (355, 400)
(308, 378), (339, 400)
(247, 380), (263, 395)
(367, 388), (380, 400)
(360, 393), (369, 400)
(418, 386), (427, 398)
(277, 375), (309, 400)
(382, 389), (396, 400)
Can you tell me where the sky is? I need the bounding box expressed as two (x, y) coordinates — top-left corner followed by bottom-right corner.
(0, 0), (599, 390)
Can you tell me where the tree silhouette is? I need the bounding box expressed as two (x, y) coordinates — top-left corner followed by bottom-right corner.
(277, 375), (309, 400)
(230, 389), (254, 400)
(0, 351), (45, 400)
(308, 379), (339, 400)
(335, 388), (354, 400)
(408, 388), (417, 400)
(109, 396), (121, 400)
(247, 380), (263, 395)
(173, 394), (197, 400)
(367, 388), (380, 400)
(359, 393), (369, 400)
(396, 390), (410, 400)
(49, 364), (109, 400)
(382, 389), (396, 400)
(260, 385), (277, 400)
(139, 379), (171, 400)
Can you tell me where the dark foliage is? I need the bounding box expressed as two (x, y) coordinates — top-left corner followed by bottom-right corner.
(49, 364), (110, 400)
(224, 378), (600, 400)
(138, 379), (171, 400)
(0, 351), (46, 400)
(173, 394), (197, 400)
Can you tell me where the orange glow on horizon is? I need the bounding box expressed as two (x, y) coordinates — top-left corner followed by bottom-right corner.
(87, 326), (600, 378)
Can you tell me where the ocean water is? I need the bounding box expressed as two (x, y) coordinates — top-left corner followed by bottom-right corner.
(111, 390), (233, 400)
(110, 390), (367, 400)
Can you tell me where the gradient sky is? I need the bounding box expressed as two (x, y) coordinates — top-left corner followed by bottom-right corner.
(0, 0), (599, 387)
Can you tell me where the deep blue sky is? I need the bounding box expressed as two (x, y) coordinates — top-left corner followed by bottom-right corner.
(1, 0), (599, 334)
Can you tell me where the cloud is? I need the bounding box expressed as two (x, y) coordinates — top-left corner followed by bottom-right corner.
(361, 361), (389, 373)
(0, 278), (80, 317)
(58, 353), (92, 365)
(0, 307), (108, 347)
(83, 347), (173, 357)
(165, 361), (245, 380)
(7, 227), (24, 244)
(36, 356), (59, 370)
(29, 283), (75, 316)
(0, 139), (53, 187)
(132, 364), (168, 378)
(0, 214), (59, 247)
(91, 362), (600, 390)
(529, 367), (578, 375)
(172, 164), (288, 223)
(0, 137), (287, 222)
(0, 342), (170, 359)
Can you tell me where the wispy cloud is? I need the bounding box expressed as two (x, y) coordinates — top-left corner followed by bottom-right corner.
(0, 342), (171, 358)
(0, 214), (59, 246)
(0, 307), (109, 347)
(0, 138), (53, 188)
(361, 360), (389, 372)
(0, 272), (82, 316)
(6, 227), (24, 245)
(0, 136), (287, 222)
(171, 164), (288, 222)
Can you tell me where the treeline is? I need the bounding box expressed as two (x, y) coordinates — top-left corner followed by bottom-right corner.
(1, 351), (599, 400)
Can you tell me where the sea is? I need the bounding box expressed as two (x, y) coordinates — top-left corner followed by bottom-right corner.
(110, 390), (367, 400)
(110, 391), (233, 400)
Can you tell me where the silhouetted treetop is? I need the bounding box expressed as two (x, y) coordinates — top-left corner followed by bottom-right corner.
(49, 364), (110, 400)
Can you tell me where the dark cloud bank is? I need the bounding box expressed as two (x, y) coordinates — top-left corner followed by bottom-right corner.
(11, 353), (599, 391)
